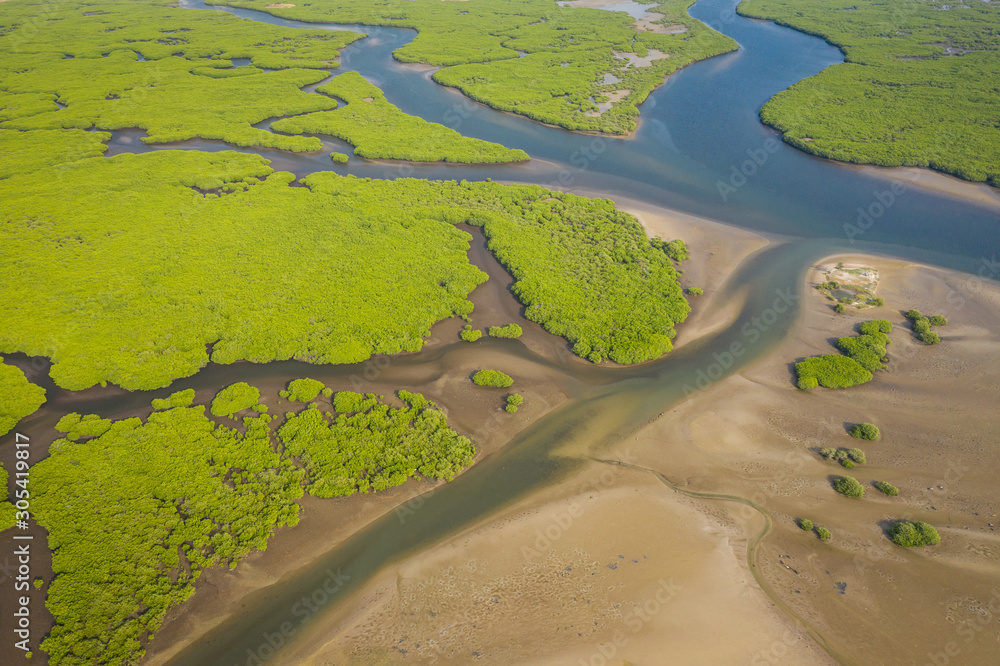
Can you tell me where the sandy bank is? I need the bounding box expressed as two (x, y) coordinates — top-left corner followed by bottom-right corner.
(626, 252), (1000, 664)
(278, 465), (832, 665)
(855, 163), (1000, 210)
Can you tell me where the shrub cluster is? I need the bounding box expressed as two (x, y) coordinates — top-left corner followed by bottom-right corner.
(819, 447), (866, 467)
(473, 370), (514, 388)
(210, 382), (261, 417)
(280, 378), (326, 402)
(278, 390), (475, 497)
(816, 527), (832, 541)
(889, 521), (941, 547)
(505, 393), (524, 414)
(151, 389), (196, 411)
(461, 326), (482, 342)
(651, 238), (690, 263)
(849, 422), (880, 441)
(54, 413), (114, 441)
(796, 355), (872, 390)
(796, 319), (891, 389)
(798, 518), (813, 531)
(905, 309), (946, 345)
(833, 475), (865, 498)
(873, 480), (899, 496)
(488, 324), (523, 339)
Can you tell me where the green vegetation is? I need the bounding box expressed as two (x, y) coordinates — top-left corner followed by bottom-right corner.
(889, 520), (941, 547)
(796, 319), (892, 389)
(798, 518), (813, 531)
(905, 309), (946, 345)
(795, 355), (872, 390)
(280, 378), (327, 402)
(873, 480), (899, 496)
(834, 303), (846, 314)
(0, 150), (687, 389)
(0, 0), (366, 152)
(651, 237), (690, 263)
(0, 357), (46, 436)
(54, 413), (114, 441)
(0, 129), (110, 179)
(277, 390), (474, 497)
(816, 526), (831, 541)
(332, 390), (372, 413)
(488, 324), (523, 339)
(460, 326), (483, 342)
(739, 0), (1000, 185)
(820, 447), (866, 467)
(272, 71), (528, 163)
(687, 287), (704, 297)
(210, 381), (261, 417)
(833, 475), (865, 498)
(0, 463), (17, 531)
(224, 0), (736, 135)
(473, 370), (514, 388)
(151, 388), (196, 410)
(32, 405), (304, 666)
(330, 152), (349, 164)
(859, 320), (892, 335)
(835, 330), (890, 373)
(849, 422), (880, 441)
(505, 393), (524, 414)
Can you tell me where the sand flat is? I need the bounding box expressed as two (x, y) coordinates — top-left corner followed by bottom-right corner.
(279, 468), (831, 665)
(628, 254), (1000, 665)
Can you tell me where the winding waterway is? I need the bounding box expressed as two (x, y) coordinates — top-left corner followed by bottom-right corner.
(10, 0), (1000, 663)
(144, 0), (1000, 273)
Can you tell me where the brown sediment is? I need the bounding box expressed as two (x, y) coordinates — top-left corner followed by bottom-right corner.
(280, 469), (834, 665)
(852, 163), (1000, 210)
(623, 253), (1000, 665)
(211, 245), (999, 666)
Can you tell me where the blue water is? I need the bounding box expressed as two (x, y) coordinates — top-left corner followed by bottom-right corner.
(160, 0), (1000, 274)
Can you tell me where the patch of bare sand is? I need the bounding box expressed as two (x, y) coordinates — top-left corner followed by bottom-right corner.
(613, 49), (670, 68)
(853, 164), (1000, 210)
(637, 15), (689, 35)
(265, 3), (295, 8)
(278, 466), (831, 665)
(627, 253), (1000, 665)
(585, 89), (630, 117)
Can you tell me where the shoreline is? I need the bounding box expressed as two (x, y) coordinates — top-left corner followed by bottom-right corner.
(141, 195), (760, 665)
(274, 245), (1000, 666)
